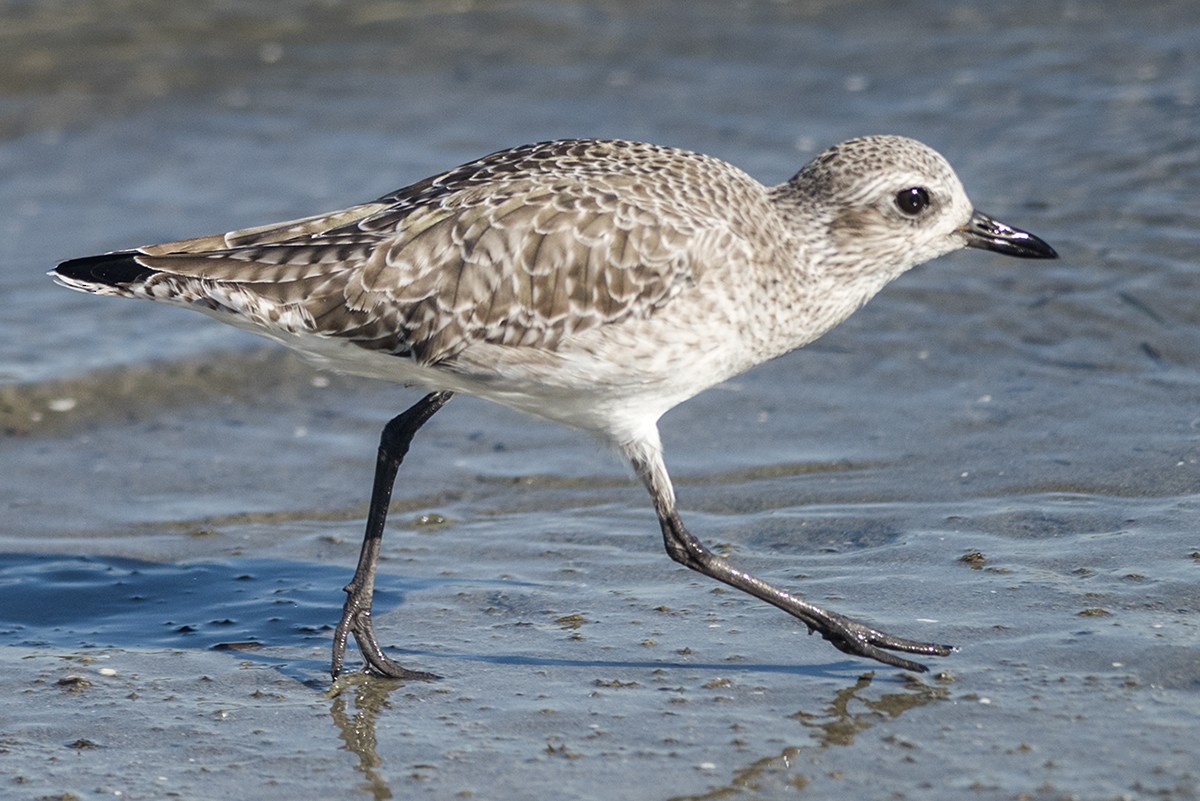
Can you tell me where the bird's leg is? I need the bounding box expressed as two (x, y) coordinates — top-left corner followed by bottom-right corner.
(626, 441), (953, 673)
(331, 390), (453, 679)
(655, 507), (953, 671)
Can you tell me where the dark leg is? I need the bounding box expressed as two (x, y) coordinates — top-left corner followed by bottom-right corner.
(626, 439), (953, 673)
(331, 390), (453, 679)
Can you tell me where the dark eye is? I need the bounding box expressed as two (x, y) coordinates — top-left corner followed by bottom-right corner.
(895, 187), (931, 216)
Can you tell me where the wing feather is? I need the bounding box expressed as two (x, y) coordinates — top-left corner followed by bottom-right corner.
(62, 140), (768, 365)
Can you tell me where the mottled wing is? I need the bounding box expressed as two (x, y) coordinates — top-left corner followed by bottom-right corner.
(339, 179), (723, 361)
(55, 140), (757, 365)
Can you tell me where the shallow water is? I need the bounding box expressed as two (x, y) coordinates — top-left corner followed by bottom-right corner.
(3, 1), (1199, 799)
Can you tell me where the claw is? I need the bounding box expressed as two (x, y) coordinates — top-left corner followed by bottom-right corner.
(817, 615), (953, 672)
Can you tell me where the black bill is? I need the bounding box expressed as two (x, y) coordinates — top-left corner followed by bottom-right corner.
(961, 210), (1058, 259)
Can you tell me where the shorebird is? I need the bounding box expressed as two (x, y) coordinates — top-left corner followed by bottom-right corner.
(52, 136), (1057, 678)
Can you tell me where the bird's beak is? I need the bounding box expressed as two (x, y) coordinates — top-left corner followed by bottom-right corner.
(960, 210), (1058, 259)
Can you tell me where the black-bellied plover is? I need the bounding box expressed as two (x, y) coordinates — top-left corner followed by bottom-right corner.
(53, 136), (1057, 678)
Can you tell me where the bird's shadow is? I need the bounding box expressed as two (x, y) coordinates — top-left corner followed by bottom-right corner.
(0, 551), (431, 653)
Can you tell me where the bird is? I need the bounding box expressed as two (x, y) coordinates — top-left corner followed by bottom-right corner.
(51, 135), (1057, 679)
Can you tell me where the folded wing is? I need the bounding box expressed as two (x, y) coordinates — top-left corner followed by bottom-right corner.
(54, 140), (756, 365)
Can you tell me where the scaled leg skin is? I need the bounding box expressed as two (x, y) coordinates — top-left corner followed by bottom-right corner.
(627, 440), (954, 673)
(331, 390), (454, 679)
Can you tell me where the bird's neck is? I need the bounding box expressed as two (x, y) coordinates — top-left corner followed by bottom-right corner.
(762, 187), (914, 355)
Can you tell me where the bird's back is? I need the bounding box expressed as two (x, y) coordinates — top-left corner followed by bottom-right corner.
(53, 139), (778, 373)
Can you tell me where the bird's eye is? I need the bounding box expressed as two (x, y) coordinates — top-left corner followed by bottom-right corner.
(895, 187), (931, 216)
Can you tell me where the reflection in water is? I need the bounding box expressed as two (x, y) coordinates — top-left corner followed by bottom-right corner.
(668, 673), (949, 800)
(791, 672), (948, 748)
(327, 674), (400, 801)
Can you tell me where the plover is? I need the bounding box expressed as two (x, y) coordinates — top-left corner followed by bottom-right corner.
(52, 136), (1057, 678)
